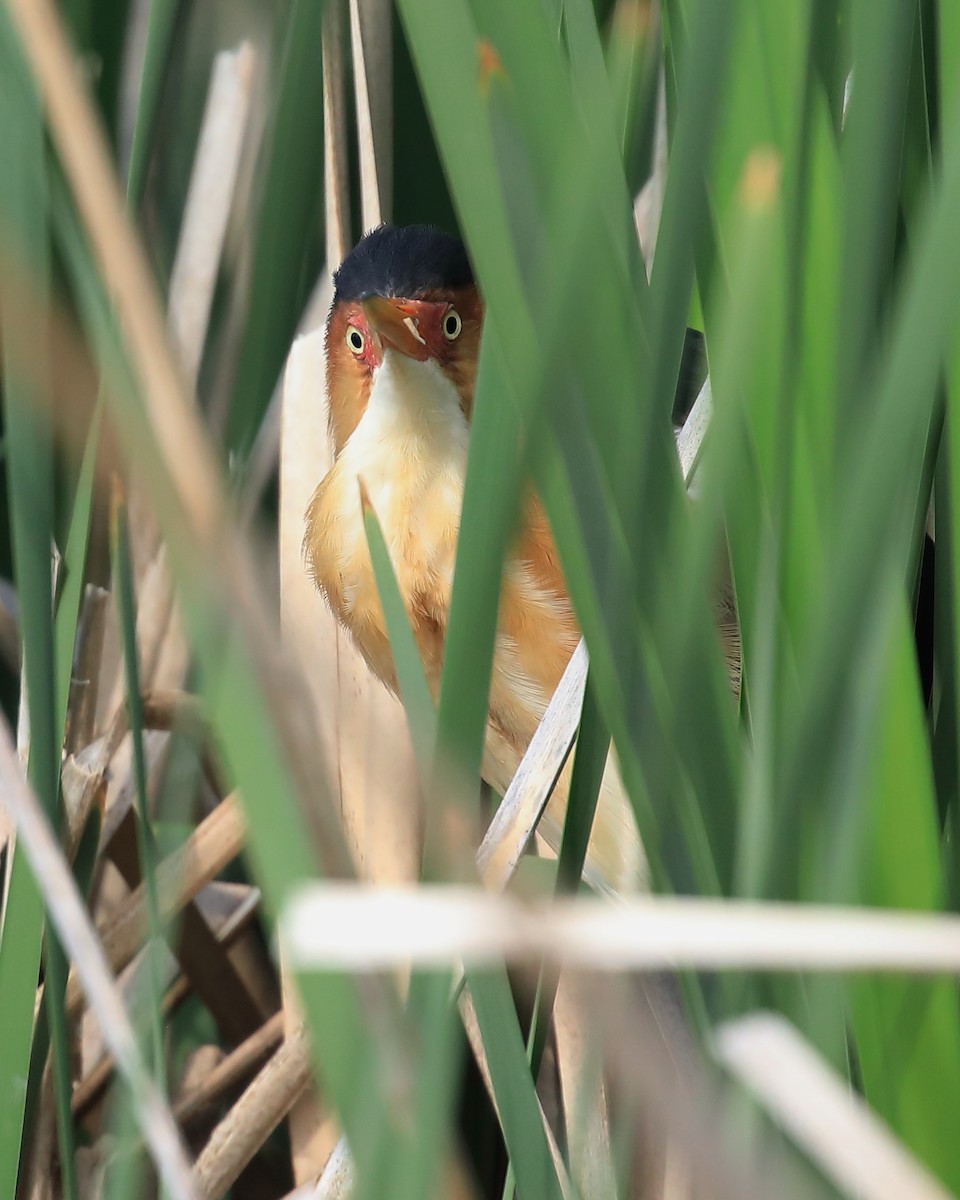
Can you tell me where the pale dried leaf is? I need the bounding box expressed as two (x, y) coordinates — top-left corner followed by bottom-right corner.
(715, 1012), (954, 1200)
(283, 885), (960, 974)
(169, 42), (255, 388)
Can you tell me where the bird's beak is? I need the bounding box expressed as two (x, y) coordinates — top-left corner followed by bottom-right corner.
(361, 296), (436, 362)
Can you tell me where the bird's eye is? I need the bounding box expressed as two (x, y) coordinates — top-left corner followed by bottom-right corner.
(346, 326), (365, 355)
(442, 310), (463, 341)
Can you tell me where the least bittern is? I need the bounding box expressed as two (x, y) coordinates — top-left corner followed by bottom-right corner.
(305, 224), (735, 893)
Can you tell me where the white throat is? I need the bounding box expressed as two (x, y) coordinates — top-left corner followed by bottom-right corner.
(364, 349), (464, 434)
(336, 349), (469, 540)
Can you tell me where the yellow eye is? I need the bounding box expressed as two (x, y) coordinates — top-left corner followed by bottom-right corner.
(346, 326), (365, 355)
(442, 309), (462, 341)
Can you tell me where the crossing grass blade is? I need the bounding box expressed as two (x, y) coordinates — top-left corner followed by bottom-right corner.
(53, 401), (101, 746)
(125, 0), (182, 207)
(361, 456), (570, 1198)
(111, 490), (167, 1089)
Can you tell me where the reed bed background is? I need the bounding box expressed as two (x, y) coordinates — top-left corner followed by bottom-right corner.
(0, 0), (958, 1197)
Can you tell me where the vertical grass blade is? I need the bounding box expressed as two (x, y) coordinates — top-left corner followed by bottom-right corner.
(111, 487), (167, 1090)
(0, 13), (74, 1195)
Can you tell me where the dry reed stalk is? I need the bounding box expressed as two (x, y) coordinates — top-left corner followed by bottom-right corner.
(64, 793), (245, 1016)
(323, 0), (351, 266)
(0, 712), (197, 1200)
(584, 977), (769, 1200)
(716, 1013), (955, 1200)
(139, 689), (208, 739)
(476, 640), (587, 889)
(192, 1027), (314, 1199)
(106, 803), (265, 1043)
(349, 0), (392, 229)
(116, 40), (257, 725)
(552, 977), (617, 1200)
(103, 37), (256, 728)
(313, 1137), (354, 1199)
(675, 379), (712, 484)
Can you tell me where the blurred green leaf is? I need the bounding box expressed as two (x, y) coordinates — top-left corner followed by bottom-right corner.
(847, 596), (960, 1192)
(226, 0), (326, 460)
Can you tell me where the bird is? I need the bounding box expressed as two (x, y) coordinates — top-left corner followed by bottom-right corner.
(304, 224), (735, 895)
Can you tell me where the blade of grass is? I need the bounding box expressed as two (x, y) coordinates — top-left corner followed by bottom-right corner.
(846, 594), (960, 1189)
(464, 967), (567, 1200)
(777, 81), (960, 884)
(360, 490), (436, 781)
(0, 13), (74, 1196)
(53, 401), (101, 748)
(835, 0), (916, 425)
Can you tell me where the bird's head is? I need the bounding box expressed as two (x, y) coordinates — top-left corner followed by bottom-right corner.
(325, 225), (484, 452)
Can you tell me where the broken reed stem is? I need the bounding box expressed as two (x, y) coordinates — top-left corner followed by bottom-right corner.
(65, 793), (245, 1016)
(174, 1010), (285, 1128)
(72, 884), (263, 1119)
